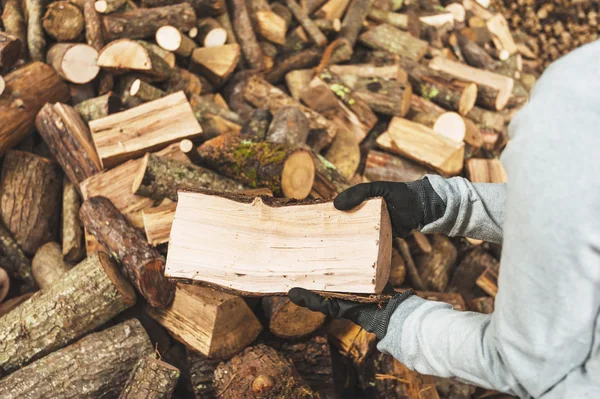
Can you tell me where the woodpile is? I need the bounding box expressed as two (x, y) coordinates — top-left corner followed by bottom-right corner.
(0, 0), (564, 395)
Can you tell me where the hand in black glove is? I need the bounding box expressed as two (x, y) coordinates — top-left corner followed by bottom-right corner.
(288, 287), (414, 340)
(333, 178), (446, 238)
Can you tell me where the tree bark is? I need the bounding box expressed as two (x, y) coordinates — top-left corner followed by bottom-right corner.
(1, 0), (27, 58)
(132, 153), (243, 202)
(36, 102), (102, 187)
(0, 151), (62, 255)
(0, 62), (69, 155)
(213, 344), (317, 399)
(0, 252), (136, 374)
(264, 48), (322, 84)
(62, 178), (85, 262)
(80, 197), (175, 308)
(26, 0), (46, 61)
(342, 74), (412, 117)
(262, 296), (326, 339)
(0, 319), (152, 399)
(31, 241), (72, 290)
(266, 106), (310, 147)
(359, 23), (428, 61)
(0, 221), (34, 293)
(414, 234), (457, 292)
(0, 31), (23, 69)
(364, 150), (433, 182)
(42, 1), (84, 41)
(287, 0), (327, 46)
(230, 0), (265, 69)
(448, 247), (498, 301)
(331, 0), (372, 62)
(74, 92), (122, 122)
(240, 108), (272, 140)
(187, 349), (220, 398)
(0, 292), (34, 317)
(311, 153), (352, 199)
(119, 356), (180, 399)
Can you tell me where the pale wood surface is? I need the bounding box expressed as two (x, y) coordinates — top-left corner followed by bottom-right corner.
(143, 201), (176, 246)
(89, 91), (202, 168)
(466, 158), (508, 183)
(165, 193), (392, 294)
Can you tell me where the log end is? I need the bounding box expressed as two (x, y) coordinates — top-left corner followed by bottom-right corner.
(458, 82), (478, 116)
(140, 258), (176, 308)
(434, 112), (466, 143)
(375, 200), (393, 294)
(281, 150), (315, 200)
(98, 251), (137, 307)
(156, 26), (184, 52)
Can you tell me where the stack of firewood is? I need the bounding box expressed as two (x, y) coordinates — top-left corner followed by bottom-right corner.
(0, 0), (555, 396)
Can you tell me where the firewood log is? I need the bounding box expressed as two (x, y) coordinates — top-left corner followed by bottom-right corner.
(466, 158), (508, 183)
(328, 0), (371, 62)
(262, 296), (326, 339)
(165, 191), (391, 294)
(190, 17), (226, 48)
(142, 201), (176, 246)
(93, 0), (126, 13)
(190, 43), (240, 86)
(36, 102), (102, 186)
(468, 296), (494, 314)
(448, 247), (498, 301)
(89, 91), (202, 168)
(287, 0), (327, 46)
(137, 40), (176, 68)
(147, 283), (262, 359)
(414, 234), (457, 292)
(0, 62), (69, 155)
(465, 105), (505, 135)
(31, 242), (72, 290)
(189, 93), (243, 125)
(69, 81), (97, 105)
(0, 151), (62, 255)
(311, 152), (352, 199)
(119, 356), (180, 399)
(156, 25), (196, 57)
(376, 117), (465, 176)
(46, 43), (100, 84)
(264, 48), (322, 84)
(328, 319), (377, 366)
(0, 319), (152, 399)
(102, 3), (196, 40)
(25, 0), (46, 61)
(388, 246), (406, 286)
(248, 0), (287, 46)
(74, 92), (122, 122)
(213, 344), (316, 399)
(264, 106), (310, 147)
(411, 111), (466, 143)
(1, 0), (27, 58)
(364, 150), (434, 183)
(197, 134), (315, 199)
(62, 178), (85, 262)
(132, 153), (243, 202)
(42, 1), (84, 41)
(80, 196), (176, 308)
(167, 68), (204, 97)
(97, 39), (172, 80)
(477, 266), (498, 297)
(230, 0), (264, 69)
(456, 32), (499, 70)
(0, 252), (136, 374)
(359, 23), (428, 61)
(240, 108), (272, 140)
(0, 220), (34, 293)
(340, 74), (412, 117)
(0, 31), (22, 68)
(0, 292), (34, 317)
(0, 267), (9, 303)
(128, 79), (166, 103)
(187, 349), (220, 398)
(323, 123), (360, 179)
(285, 69), (313, 100)
(315, 0), (350, 19)
(396, 237), (426, 290)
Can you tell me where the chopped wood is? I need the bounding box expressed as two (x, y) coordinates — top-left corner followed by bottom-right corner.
(138, 40), (176, 68)
(89, 91), (202, 168)
(311, 152), (352, 199)
(396, 237), (426, 290)
(240, 108), (272, 141)
(129, 79), (166, 103)
(466, 158), (508, 183)
(191, 44), (240, 86)
(359, 23), (428, 61)
(465, 105), (505, 135)
(287, 0), (327, 47)
(266, 106), (310, 147)
(0, 319), (152, 399)
(448, 247), (498, 301)
(376, 117), (465, 176)
(0, 292), (34, 317)
(142, 201), (177, 246)
(187, 349), (220, 398)
(194, 17), (227, 47)
(97, 39), (172, 80)
(1, 0), (27, 58)
(265, 47), (323, 84)
(102, 3), (196, 41)
(230, 0), (264, 70)
(477, 266), (498, 297)
(455, 32), (498, 70)
(324, 122), (360, 179)
(46, 43), (100, 84)
(0, 31), (23, 69)
(367, 8), (409, 29)
(62, 178), (85, 263)
(156, 25), (197, 57)
(42, 1), (84, 42)
(31, 242), (72, 290)
(0, 221), (35, 293)
(414, 234), (457, 292)
(330, 63), (408, 83)
(469, 296), (494, 314)
(166, 68), (204, 97)
(74, 92), (122, 122)
(26, 0), (46, 61)
(0, 62), (69, 155)
(486, 14), (517, 55)
(80, 196), (176, 308)
(314, 0), (350, 20)
(94, 0), (127, 13)
(328, 319), (376, 366)
(340, 74), (413, 117)
(214, 344), (316, 399)
(119, 356), (180, 399)
(388, 247), (406, 286)
(0, 76), (5, 97)
(285, 69), (314, 101)
(147, 283), (262, 359)
(262, 296), (326, 339)
(0, 151), (62, 255)
(254, 9), (287, 46)
(165, 191), (391, 294)
(0, 252), (136, 374)
(365, 150), (434, 183)
(132, 153), (243, 202)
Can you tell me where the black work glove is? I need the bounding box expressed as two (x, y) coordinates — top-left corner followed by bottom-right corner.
(334, 178), (446, 238)
(289, 288), (414, 340)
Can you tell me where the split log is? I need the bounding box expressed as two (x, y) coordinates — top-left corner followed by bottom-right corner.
(244, 76), (338, 152)
(166, 68), (204, 97)
(330, 64), (407, 84)
(285, 69), (313, 100)
(411, 111), (466, 143)
(36, 102), (102, 187)
(62, 178), (85, 263)
(0, 319), (152, 399)
(0, 292), (34, 317)
(165, 191), (391, 294)
(250, 2), (287, 46)
(323, 123), (360, 179)
(476, 266), (498, 297)
(192, 17), (227, 47)
(466, 158), (508, 183)
(329, 0), (371, 62)
(191, 44), (240, 86)
(147, 283), (262, 359)
(262, 296), (326, 339)
(94, 0), (127, 13)
(328, 319), (376, 366)
(287, 0), (327, 46)
(314, 0), (350, 20)
(465, 105), (505, 135)
(156, 25), (196, 57)
(456, 33), (498, 70)
(230, 0), (264, 70)
(132, 153), (243, 202)
(0, 252), (136, 374)
(0, 31), (22, 69)
(97, 39), (172, 81)
(266, 106), (310, 147)
(101, 3), (196, 40)
(74, 92), (122, 122)
(47, 43), (100, 84)
(0, 221), (35, 293)
(0, 62), (69, 155)
(359, 23), (428, 61)
(31, 242), (72, 290)
(341, 74), (412, 117)
(89, 91), (202, 168)
(414, 234), (457, 292)
(42, 1), (84, 41)
(486, 14), (516, 55)
(311, 152), (352, 199)
(187, 349), (220, 398)
(376, 117), (465, 176)
(138, 40), (176, 68)
(119, 356), (180, 399)
(26, 0), (46, 61)
(388, 247), (406, 286)
(142, 201), (176, 246)
(213, 344), (316, 399)
(80, 196), (176, 308)
(129, 79), (166, 103)
(0, 151), (62, 255)
(364, 150), (434, 183)
(1, 0), (27, 58)
(448, 247), (498, 301)
(240, 108), (272, 141)
(264, 47), (322, 84)
(396, 237), (425, 290)
(197, 134), (315, 199)
(189, 93), (243, 125)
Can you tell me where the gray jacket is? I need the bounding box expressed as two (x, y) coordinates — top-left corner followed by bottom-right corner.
(378, 40), (600, 398)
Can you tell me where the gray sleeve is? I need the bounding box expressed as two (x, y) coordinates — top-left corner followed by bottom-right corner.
(421, 175), (506, 244)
